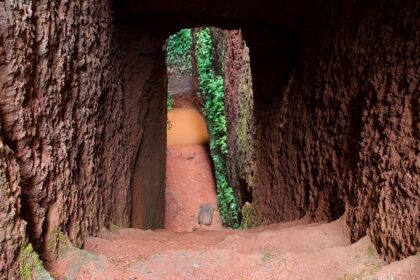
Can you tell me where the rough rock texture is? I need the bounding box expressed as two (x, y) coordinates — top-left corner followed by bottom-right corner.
(209, 28), (226, 77)
(224, 30), (257, 209)
(0, 2), (169, 274)
(0, 0), (418, 277)
(49, 217), (420, 280)
(115, 0), (305, 30)
(0, 127), (25, 279)
(344, 2), (419, 261)
(120, 21), (167, 230)
(0, 0), (133, 267)
(224, 1), (419, 261)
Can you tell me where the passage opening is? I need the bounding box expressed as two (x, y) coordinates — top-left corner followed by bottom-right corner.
(164, 27), (240, 231)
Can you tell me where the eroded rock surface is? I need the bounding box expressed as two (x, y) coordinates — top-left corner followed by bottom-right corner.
(0, 128), (25, 278)
(0, 0), (137, 267)
(0, 1), (418, 277)
(224, 1), (419, 261)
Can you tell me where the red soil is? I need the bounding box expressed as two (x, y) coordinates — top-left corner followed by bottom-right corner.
(47, 216), (420, 279)
(167, 109), (209, 146)
(165, 144), (223, 231)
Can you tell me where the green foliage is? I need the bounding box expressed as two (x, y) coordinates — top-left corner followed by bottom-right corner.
(166, 90), (174, 111)
(165, 27), (240, 228)
(19, 243), (43, 280)
(195, 28), (240, 228)
(166, 29), (193, 73)
(109, 224), (121, 232)
(167, 90), (173, 130)
(241, 202), (262, 229)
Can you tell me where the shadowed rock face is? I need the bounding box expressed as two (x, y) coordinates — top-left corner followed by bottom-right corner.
(224, 2), (419, 262)
(0, 0), (418, 277)
(114, 0), (305, 29)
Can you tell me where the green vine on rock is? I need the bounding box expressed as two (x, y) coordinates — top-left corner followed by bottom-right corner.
(18, 243), (45, 280)
(166, 29), (193, 73)
(195, 28), (240, 228)
(167, 89), (173, 130)
(166, 28), (240, 228)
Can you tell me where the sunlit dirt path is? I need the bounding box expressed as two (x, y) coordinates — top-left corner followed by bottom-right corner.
(167, 108), (209, 146)
(165, 107), (223, 231)
(165, 144), (223, 231)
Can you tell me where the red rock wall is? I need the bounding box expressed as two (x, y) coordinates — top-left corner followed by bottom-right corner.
(121, 22), (167, 229)
(0, 130), (26, 278)
(0, 2), (418, 277)
(0, 0), (136, 272)
(343, 1), (419, 261)
(225, 1), (419, 261)
(0, 3), (169, 276)
(224, 30), (257, 210)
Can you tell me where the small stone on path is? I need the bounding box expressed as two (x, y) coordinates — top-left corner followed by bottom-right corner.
(198, 203), (215, 226)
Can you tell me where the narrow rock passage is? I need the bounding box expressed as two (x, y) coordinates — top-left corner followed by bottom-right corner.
(165, 144), (223, 231)
(46, 62), (420, 280)
(45, 105), (420, 280)
(165, 69), (223, 232)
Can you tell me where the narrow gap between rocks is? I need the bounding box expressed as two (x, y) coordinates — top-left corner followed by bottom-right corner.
(4, 2), (415, 278)
(165, 27), (229, 232)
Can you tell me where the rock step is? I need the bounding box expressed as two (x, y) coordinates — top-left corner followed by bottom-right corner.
(47, 217), (420, 280)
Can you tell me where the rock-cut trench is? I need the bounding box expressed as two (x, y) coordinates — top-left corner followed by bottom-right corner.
(49, 40), (419, 277)
(0, 0), (419, 279)
(165, 106), (223, 232)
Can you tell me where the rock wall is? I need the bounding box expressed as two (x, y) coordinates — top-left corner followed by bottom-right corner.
(121, 21), (167, 229)
(342, 1), (419, 261)
(0, 1), (418, 277)
(0, 2), (170, 276)
(224, 30), (257, 211)
(0, 127), (26, 278)
(225, 1), (419, 261)
(0, 1), (137, 275)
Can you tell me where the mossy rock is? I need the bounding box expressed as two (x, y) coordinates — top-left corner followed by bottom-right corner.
(367, 244), (378, 257)
(241, 202), (262, 229)
(18, 243), (53, 280)
(109, 223), (121, 232)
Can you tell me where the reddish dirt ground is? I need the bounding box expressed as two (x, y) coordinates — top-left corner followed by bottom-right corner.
(165, 101), (223, 232)
(165, 144), (223, 232)
(47, 216), (420, 279)
(167, 108), (209, 146)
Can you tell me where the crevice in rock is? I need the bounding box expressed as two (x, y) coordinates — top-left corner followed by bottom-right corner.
(19, 189), (41, 251)
(238, 178), (253, 205)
